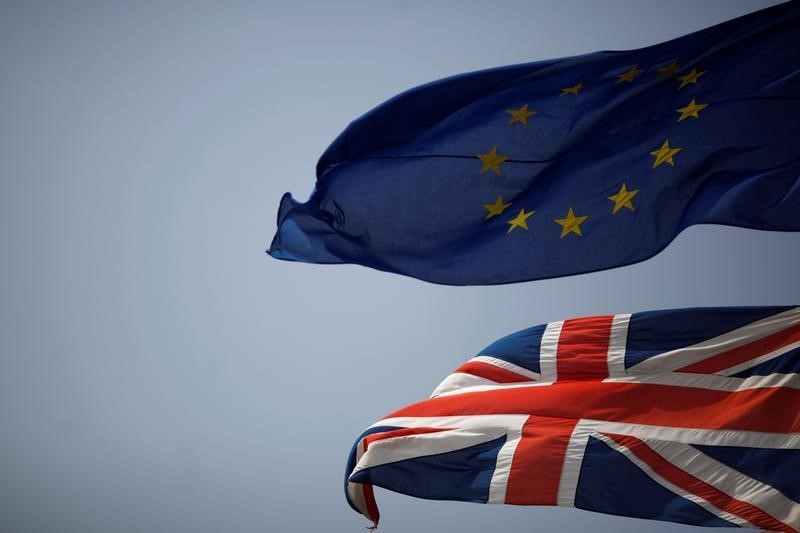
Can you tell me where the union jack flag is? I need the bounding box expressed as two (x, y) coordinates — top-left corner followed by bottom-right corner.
(345, 306), (800, 531)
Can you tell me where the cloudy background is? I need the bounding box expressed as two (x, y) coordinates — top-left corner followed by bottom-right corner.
(1, 1), (795, 532)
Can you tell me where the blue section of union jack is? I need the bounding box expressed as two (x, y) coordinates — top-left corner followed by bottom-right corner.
(345, 306), (800, 531)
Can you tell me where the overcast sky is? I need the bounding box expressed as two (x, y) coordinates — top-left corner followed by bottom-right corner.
(1, 1), (795, 532)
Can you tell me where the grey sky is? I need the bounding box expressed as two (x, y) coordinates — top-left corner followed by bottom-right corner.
(1, 1), (795, 532)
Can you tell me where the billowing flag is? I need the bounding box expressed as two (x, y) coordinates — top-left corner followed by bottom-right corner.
(345, 306), (800, 531)
(268, 2), (800, 285)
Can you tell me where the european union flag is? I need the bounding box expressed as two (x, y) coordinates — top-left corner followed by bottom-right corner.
(268, 2), (800, 285)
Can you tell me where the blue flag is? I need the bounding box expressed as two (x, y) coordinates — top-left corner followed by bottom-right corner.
(268, 3), (800, 285)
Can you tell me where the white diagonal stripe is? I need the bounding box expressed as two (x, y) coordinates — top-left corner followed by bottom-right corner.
(595, 433), (755, 528)
(629, 307), (800, 374)
(433, 369), (800, 397)
(607, 370), (800, 391)
(372, 414), (529, 432)
(470, 355), (541, 380)
(431, 373), (501, 397)
(715, 339), (800, 376)
(648, 439), (800, 528)
(431, 356), (540, 397)
(351, 428), (505, 475)
(575, 419), (800, 449)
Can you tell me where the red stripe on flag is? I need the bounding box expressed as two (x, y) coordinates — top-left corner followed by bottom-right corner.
(678, 322), (800, 374)
(455, 361), (535, 384)
(361, 481), (380, 526)
(363, 427), (449, 448)
(556, 315), (614, 381)
(505, 416), (577, 505)
(605, 434), (797, 533)
(387, 381), (800, 433)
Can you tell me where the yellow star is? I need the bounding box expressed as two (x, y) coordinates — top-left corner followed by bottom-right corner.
(650, 139), (682, 168)
(608, 183), (639, 214)
(506, 103), (537, 126)
(616, 65), (641, 84)
(554, 208), (588, 238)
(483, 195), (512, 220)
(506, 208), (535, 233)
(560, 82), (585, 96)
(477, 146), (509, 175)
(676, 68), (706, 89)
(657, 60), (681, 79)
(676, 99), (709, 122)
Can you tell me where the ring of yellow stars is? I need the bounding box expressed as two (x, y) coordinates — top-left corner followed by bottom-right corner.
(650, 139), (682, 168)
(677, 68), (706, 89)
(554, 208), (588, 238)
(608, 182), (639, 214)
(506, 104), (537, 126)
(616, 65), (641, 84)
(483, 195), (512, 220)
(477, 146), (509, 175)
(506, 208), (534, 233)
(676, 99), (708, 122)
(560, 82), (585, 96)
(657, 60), (681, 79)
